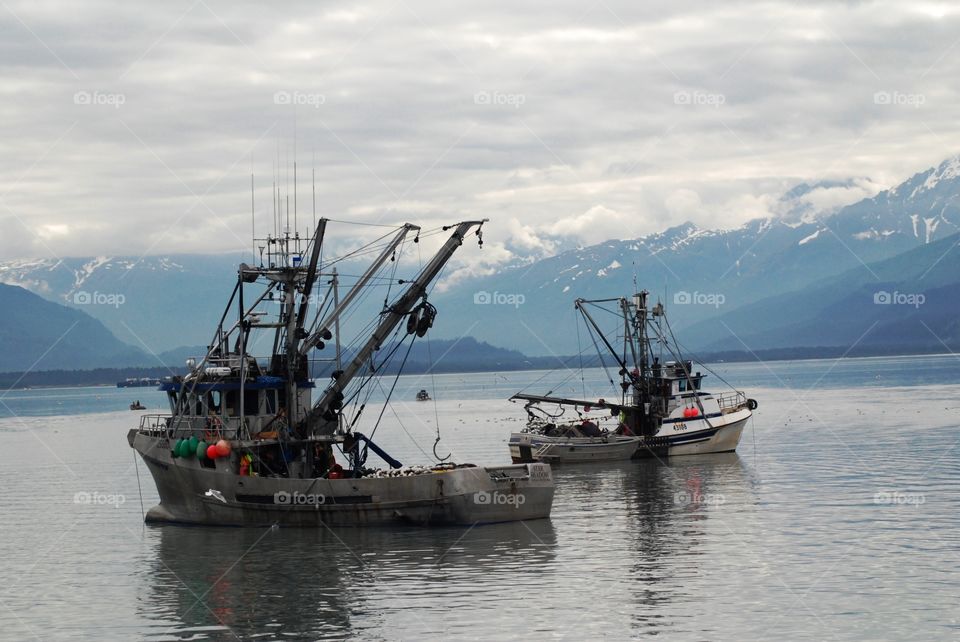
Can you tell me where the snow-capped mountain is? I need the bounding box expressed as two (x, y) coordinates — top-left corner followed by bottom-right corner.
(0, 254), (243, 353)
(425, 156), (960, 353)
(2, 155), (960, 358)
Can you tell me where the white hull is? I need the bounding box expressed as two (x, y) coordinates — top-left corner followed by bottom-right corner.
(650, 409), (750, 457)
(511, 408), (751, 463)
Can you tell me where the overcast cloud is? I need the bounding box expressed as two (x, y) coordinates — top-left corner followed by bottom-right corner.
(1, 0), (959, 277)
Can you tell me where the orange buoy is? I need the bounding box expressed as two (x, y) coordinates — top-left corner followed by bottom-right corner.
(215, 439), (231, 457)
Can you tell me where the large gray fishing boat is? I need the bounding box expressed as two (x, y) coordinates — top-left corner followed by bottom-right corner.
(129, 218), (554, 526)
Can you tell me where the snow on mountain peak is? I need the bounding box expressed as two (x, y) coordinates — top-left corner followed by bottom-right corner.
(920, 155), (960, 192)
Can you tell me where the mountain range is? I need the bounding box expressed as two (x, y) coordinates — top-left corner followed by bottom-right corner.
(2, 155), (960, 373)
(0, 283), (146, 372)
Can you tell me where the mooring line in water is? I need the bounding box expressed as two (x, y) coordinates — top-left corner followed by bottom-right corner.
(133, 449), (145, 521)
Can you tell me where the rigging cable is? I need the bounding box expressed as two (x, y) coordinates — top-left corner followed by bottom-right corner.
(576, 311), (586, 399)
(579, 302), (619, 397)
(422, 243), (450, 462)
(362, 333), (418, 465)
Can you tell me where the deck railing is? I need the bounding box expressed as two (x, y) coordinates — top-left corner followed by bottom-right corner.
(138, 414), (244, 438)
(715, 391), (747, 411)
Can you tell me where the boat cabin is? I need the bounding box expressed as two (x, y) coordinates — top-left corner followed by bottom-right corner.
(649, 359), (705, 396)
(159, 375), (315, 438)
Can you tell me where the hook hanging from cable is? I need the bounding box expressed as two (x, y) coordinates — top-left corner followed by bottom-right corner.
(433, 434), (451, 462)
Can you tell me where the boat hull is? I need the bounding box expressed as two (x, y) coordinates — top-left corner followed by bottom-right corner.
(131, 432), (554, 527)
(508, 434), (640, 463)
(641, 409), (750, 457)
(511, 408), (751, 463)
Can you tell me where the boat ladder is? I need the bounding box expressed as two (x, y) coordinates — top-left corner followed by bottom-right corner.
(534, 443), (557, 459)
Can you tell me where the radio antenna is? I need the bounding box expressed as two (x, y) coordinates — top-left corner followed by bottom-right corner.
(294, 159), (298, 239)
(250, 172), (255, 261)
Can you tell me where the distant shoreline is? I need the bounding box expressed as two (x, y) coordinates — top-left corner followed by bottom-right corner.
(1, 345), (954, 391)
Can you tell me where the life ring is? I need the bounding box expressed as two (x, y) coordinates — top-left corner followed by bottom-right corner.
(204, 416), (223, 441)
(747, 398), (758, 411)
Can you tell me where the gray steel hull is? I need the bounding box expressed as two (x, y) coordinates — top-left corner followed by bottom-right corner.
(131, 431), (554, 527)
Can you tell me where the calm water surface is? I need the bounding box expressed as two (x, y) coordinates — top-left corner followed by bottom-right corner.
(0, 355), (958, 640)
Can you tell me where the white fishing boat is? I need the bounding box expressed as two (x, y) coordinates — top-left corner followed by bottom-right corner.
(509, 291), (757, 462)
(129, 218), (554, 526)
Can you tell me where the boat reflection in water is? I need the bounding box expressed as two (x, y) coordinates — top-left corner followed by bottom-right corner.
(546, 453), (755, 635)
(139, 453), (753, 639)
(141, 520), (558, 639)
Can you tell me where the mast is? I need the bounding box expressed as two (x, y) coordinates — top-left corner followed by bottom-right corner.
(302, 220), (487, 434)
(284, 219), (327, 428)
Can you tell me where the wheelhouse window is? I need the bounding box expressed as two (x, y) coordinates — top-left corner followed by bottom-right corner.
(204, 391), (221, 414)
(244, 389), (259, 415)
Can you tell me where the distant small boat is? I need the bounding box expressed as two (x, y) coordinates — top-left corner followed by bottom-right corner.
(129, 401), (146, 410)
(416, 389), (431, 401)
(118, 378), (163, 388)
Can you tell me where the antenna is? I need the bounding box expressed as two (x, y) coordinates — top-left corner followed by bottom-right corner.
(312, 165), (316, 232)
(275, 140), (280, 241)
(293, 112), (297, 239)
(285, 147), (290, 235)
(294, 159), (298, 240)
(250, 172), (255, 262)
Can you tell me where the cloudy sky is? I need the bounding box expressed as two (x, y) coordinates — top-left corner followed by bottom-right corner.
(1, 0), (958, 276)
